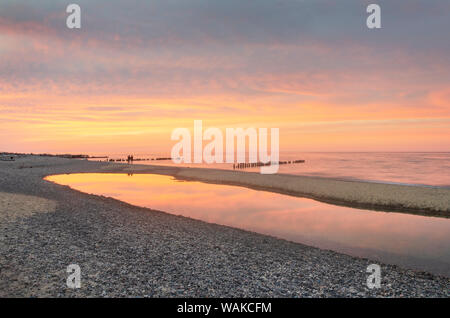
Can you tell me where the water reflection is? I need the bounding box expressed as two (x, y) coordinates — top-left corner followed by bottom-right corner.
(46, 173), (450, 276)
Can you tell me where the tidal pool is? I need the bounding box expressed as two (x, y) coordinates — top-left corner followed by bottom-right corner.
(46, 173), (450, 276)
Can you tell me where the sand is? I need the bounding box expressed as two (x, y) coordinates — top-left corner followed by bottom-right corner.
(0, 192), (56, 223)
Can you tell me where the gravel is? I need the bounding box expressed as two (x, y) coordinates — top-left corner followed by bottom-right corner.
(0, 156), (448, 297)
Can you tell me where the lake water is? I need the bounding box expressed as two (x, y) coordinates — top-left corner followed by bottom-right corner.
(46, 173), (450, 277)
(90, 152), (450, 187)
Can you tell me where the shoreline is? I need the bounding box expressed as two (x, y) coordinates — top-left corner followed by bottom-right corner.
(0, 156), (449, 297)
(96, 162), (450, 218)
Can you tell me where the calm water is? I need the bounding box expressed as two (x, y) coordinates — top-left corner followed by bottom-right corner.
(91, 152), (450, 187)
(46, 173), (450, 276)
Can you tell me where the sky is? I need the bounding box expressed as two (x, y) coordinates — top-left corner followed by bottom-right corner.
(0, 0), (449, 154)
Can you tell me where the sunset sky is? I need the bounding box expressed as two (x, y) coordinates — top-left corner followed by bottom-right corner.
(1, 0), (449, 154)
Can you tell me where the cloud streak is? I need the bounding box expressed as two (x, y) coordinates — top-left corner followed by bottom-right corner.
(0, 0), (449, 153)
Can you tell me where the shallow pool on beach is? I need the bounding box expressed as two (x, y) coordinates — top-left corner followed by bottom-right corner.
(46, 173), (450, 277)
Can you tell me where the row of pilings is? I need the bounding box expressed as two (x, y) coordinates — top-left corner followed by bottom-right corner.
(233, 159), (305, 170)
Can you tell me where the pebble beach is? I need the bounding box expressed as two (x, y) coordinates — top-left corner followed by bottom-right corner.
(0, 156), (448, 297)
